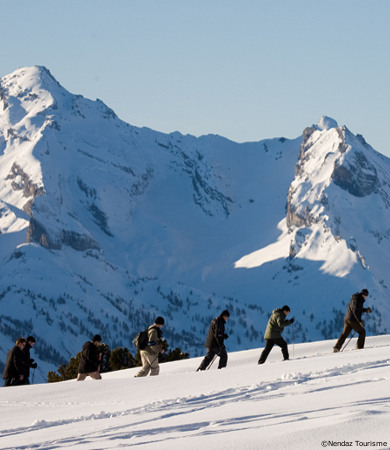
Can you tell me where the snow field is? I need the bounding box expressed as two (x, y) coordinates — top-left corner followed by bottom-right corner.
(0, 335), (389, 449)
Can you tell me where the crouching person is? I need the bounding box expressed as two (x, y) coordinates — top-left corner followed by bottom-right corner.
(135, 317), (165, 377)
(77, 334), (102, 381)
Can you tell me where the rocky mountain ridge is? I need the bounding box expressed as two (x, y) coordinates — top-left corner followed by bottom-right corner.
(0, 67), (389, 382)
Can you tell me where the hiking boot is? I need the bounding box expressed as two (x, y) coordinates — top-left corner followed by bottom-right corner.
(333, 347), (340, 353)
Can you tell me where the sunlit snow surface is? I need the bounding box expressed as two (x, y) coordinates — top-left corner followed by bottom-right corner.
(0, 335), (389, 449)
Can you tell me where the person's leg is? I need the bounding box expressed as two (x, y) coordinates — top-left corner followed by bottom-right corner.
(149, 354), (160, 376)
(135, 351), (151, 377)
(333, 322), (353, 351)
(197, 348), (217, 371)
(350, 321), (366, 349)
(89, 371), (102, 380)
(4, 378), (14, 387)
(275, 338), (289, 360)
(77, 373), (87, 381)
(218, 347), (228, 369)
(258, 340), (274, 364)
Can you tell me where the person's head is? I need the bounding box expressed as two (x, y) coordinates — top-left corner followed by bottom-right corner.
(92, 335), (102, 346)
(361, 289), (369, 298)
(16, 337), (26, 349)
(27, 336), (36, 347)
(154, 316), (165, 328)
(221, 310), (230, 320)
(281, 305), (291, 315)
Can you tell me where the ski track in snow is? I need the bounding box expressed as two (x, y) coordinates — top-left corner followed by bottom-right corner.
(1, 347), (389, 449)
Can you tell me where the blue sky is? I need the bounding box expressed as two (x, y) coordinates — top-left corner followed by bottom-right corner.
(1, 0), (389, 155)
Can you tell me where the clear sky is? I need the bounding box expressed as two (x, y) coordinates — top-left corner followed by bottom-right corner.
(1, 0), (389, 155)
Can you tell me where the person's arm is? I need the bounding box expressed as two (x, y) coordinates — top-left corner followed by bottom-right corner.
(148, 327), (163, 354)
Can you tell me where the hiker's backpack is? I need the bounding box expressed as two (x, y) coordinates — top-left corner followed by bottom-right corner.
(132, 329), (149, 350)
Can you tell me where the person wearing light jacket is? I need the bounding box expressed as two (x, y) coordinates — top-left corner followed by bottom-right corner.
(135, 317), (165, 377)
(258, 305), (294, 364)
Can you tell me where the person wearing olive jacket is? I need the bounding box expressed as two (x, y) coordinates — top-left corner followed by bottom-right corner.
(258, 305), (294, 364)
(135, 317), (165, 377)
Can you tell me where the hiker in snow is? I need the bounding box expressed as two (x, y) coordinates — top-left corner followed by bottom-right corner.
(197, 310), (230, 371)
(22, 336), (38, 385)
(135, 317), (166, 377)
(2, 338), (27, 387)
(333, 289), (372, 352)
(258, 305), (294, 364)
(77, 334), (103, 381)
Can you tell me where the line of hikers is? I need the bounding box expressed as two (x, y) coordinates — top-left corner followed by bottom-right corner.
(2, 289), (372, 385)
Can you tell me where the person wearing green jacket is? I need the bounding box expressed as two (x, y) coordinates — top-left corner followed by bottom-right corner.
(258, 305), (294, 364)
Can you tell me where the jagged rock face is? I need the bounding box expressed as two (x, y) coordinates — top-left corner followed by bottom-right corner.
(26, 218), (100, 251)
(332, 151), (380, 197)
(287, 125), (381, 228)
(5, 163), (44, 215)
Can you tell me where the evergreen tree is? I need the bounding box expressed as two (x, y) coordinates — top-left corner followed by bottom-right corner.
(98, 343), (111, 373)
(48, 343), (189, 382)
(160, 347), (189, 363)
(109, 347), (136, 370)
(47, 352), (81, 382)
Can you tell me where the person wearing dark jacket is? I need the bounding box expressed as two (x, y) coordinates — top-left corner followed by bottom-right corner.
(135, 316), (166, 377)
(22, 336), (37, 385)
(197, 310), (230, 371)
(258, 305), (294, 364)
(77, 335), (103, 381)
(333, 289), (372, 352)
(3, 338), (27, 386)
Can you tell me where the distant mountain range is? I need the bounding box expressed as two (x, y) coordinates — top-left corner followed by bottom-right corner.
(1, 66), (388, 382)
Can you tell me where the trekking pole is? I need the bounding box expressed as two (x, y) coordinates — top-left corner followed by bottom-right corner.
(32, 368), (35, 384)
(341, 330), (356, 352)
(291, 321), (295, 359)
(207, 354), (218, 370)
(341, 312), (367, 352)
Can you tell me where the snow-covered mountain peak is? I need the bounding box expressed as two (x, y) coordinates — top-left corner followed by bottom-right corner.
(316, 115), (338, 131)
(0, 66), (63, 118)
(1, 65), (60, 92)
(1, 66), (390, 382)
(236, 118), (390, 283)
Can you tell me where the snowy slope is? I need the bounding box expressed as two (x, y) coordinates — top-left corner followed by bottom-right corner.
(1, 67), (390, 383)
(0, 336), (389, 449)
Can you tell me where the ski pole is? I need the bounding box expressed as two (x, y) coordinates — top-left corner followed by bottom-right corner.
(31, 368), (35, 384)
